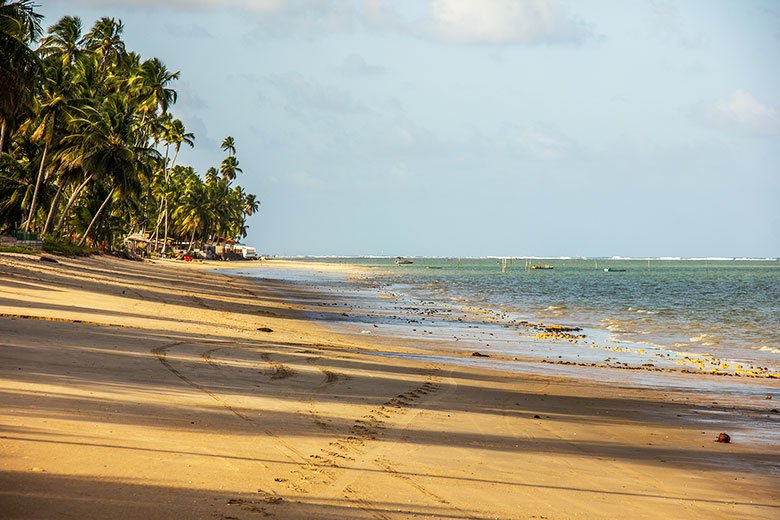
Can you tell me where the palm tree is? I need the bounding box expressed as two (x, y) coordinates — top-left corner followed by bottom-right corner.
(205, 178), (231, 241)
(54, 94), (154, 243)
(0, 1), (41, 45)
(51, 162), (101, 234)
(0, 0), (43, 152)
(134, 57), (178, 116)
(204, 166), (219, 185)
(0, 11), (261, 250)
(243, 193), (260, 216)
(156, 117), (193, 252)
(48, 50), (115, 233)
(67, 48), (102, 101)
(220, 135), (235, 156)
(81, 17), (125, 69)
(162, 118), (193, 174)
(0, 142), (36, 228)
(22, 59), (67, 232)
(41, 162), (79, 235)
(219, 155), (241, 182)
(38, 15), (82, 67)
(36, 21), (87, 235)
(172, 173), (210, 251)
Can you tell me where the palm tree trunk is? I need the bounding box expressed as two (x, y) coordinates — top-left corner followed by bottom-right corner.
(24, 142), (49, 233)
(78, 187), (116, 246)
(140, 184), (151, 233)
(160, 145), (183, 255)
(187, 227), (196, 253)
(162, 197), (169, 253)
(152, 143), (171, 251)
(170, 145), (180, 172)
(143, 140), (167, 236)
(151, 206), (164, 250)
(42, 182), (64, 235)
(55, 173), (95, 233)
(0, 120), (7, 153)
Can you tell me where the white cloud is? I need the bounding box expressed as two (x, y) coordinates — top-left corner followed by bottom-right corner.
(68, 0), (380, 38)
(696, 90), (780, 137)
(427, 0), (592, 44)
(66, 0), (591, 45)
(66, 0), (308, 12)
(242, 1), (363, 39)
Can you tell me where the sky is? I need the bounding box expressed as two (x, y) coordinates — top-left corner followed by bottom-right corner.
(41, 0), (780, 257)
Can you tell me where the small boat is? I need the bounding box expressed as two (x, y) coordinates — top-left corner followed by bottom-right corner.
(531, 264), (554, 270)
(426, 266), (443, 270)
(604, 267), (626, 272)
(394, 257), (413, 265)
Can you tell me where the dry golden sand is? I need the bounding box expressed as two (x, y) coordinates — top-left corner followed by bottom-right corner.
(0, 254), (778, 519)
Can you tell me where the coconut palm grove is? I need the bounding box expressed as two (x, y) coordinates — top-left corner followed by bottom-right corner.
(0, 0), (259, 255)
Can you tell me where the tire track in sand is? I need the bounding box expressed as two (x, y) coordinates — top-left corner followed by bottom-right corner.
(155, 343), (462, 518)
(153, 342), (312, 466)
(152, 342), (252, 422)
(273, 370), (461, 520)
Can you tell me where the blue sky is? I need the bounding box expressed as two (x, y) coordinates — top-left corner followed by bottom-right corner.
(43, 1), (779, 257)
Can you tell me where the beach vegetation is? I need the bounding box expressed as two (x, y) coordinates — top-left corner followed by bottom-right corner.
(0, 3), (259, 255)
(41, 235), (93, 256)
(0, 244), (37, 254)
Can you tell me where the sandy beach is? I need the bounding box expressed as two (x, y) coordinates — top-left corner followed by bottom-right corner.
(1, 254), (778, 520)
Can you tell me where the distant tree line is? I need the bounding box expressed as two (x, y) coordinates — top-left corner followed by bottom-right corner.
(0, 0), (259, 252)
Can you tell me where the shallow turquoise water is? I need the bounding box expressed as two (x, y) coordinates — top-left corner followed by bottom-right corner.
(291, 258), (780, 367)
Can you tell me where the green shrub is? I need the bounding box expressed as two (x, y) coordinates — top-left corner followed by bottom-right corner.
(42, 237), (94, 257)
(0, 245), (38, 255)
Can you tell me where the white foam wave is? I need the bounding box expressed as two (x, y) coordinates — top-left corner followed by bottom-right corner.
(606, 323), (628, 333)
(627, 307), (658, 315)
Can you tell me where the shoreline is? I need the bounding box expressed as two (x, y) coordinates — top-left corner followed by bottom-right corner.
(246, 258), (780, 377)
(225, 259), (780, 443)
(1, 254), (778, 519)
(225, 259), (780, 379)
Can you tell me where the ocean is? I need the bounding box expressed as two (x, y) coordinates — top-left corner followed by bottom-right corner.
(255, 257), (780, 377)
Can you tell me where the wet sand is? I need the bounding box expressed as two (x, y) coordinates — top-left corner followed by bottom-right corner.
(0, 254), (778, 519)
